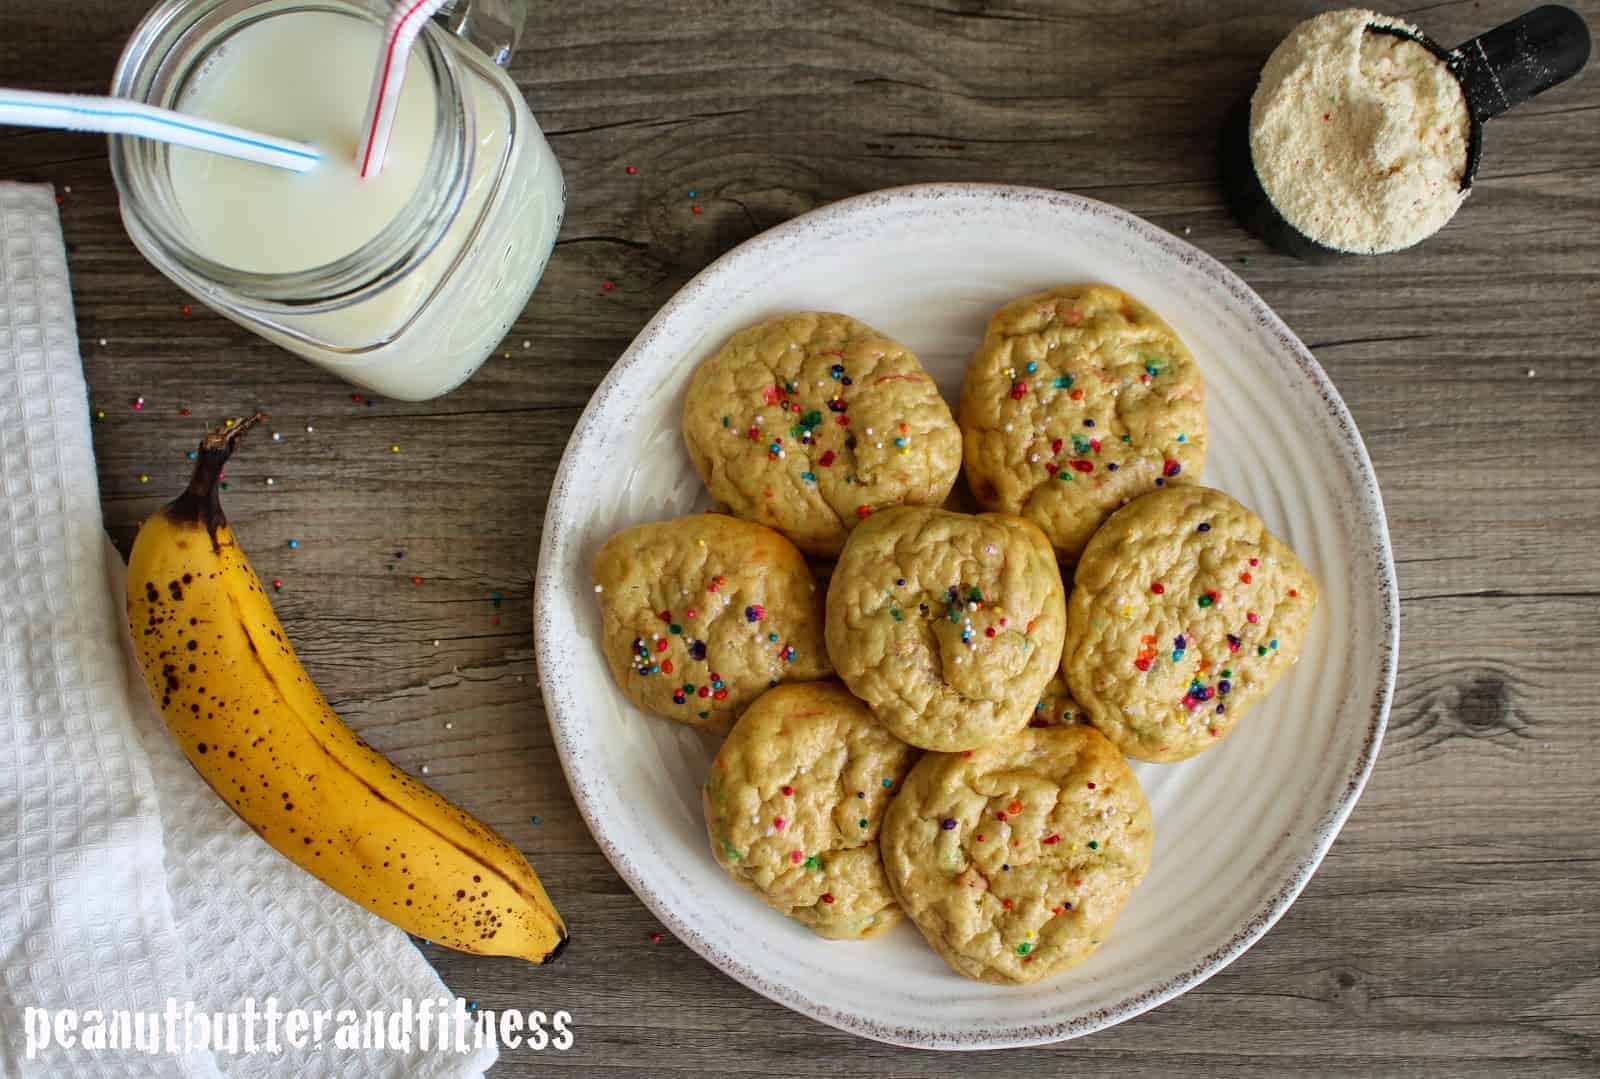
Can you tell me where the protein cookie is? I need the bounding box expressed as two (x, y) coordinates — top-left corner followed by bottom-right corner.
(704, 682), (917, 939)
(958, 284), (1207, 563)
(881, 725), (1153, 984)
(1064, 486), (1318, 762)
(825, 507), (1066, 752)
(683, 313), (963, 557)
(592, 514), (831, 732)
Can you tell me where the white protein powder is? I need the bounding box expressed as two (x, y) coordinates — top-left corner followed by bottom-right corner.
(1249, 8), (1472, 253)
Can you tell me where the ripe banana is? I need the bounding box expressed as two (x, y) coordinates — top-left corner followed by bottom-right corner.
(126, 415), (567, 963)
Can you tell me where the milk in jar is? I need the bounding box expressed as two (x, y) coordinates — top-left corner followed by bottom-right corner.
(112, 0), (564, 400)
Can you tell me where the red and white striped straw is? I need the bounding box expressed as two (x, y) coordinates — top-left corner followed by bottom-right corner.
(355, 0), (449, 179)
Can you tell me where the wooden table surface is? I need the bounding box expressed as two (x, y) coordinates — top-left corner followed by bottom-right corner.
(5, 0), (1598, 1074)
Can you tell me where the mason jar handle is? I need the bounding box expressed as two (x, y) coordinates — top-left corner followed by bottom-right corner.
(428, 0), (526, 66)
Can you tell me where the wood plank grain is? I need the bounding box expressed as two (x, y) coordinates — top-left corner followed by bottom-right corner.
(2, 0), (1597, 1074)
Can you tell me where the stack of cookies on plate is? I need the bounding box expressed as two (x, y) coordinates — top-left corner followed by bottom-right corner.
(590, 289), (1318, 984)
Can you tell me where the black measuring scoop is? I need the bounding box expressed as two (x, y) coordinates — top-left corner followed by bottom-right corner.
(1221, 5), (1592, 259)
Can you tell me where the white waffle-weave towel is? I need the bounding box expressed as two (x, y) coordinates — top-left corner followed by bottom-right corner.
(0, 182), (496, 1079)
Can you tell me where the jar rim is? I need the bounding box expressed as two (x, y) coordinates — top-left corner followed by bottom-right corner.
(109, 0), (471, 308)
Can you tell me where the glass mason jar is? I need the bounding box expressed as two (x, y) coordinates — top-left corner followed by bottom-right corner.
(109, 0), (564, 401)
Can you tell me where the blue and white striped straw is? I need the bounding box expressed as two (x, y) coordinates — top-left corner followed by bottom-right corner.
(0, 88), (319, 173)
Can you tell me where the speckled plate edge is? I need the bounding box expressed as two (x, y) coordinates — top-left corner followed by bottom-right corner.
(533, 182), (1398, 1049)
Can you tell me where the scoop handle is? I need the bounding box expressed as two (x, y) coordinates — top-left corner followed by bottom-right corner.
(1450, 5), (1591, 123)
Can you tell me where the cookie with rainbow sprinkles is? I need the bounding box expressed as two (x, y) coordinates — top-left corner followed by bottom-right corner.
(591, 514), (831, 733)
(683, 313), (962, 557)
(958, 284), (1206, 563)
(880, 725), (1152, 984)
(703, 681), (916, 940)
(1063, 486), (1317, 762)
(825, 506), (1066, 752)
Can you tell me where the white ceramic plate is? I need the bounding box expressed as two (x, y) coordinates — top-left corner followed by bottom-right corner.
(534, 184), (1396, 1049)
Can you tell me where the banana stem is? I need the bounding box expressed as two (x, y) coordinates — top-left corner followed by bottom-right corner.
(170, 412), (268, 548)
